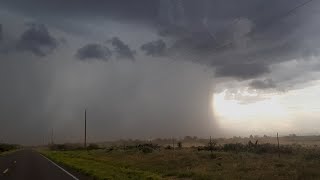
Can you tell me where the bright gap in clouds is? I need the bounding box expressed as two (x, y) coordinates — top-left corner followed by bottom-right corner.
(213, 81), (320, 136)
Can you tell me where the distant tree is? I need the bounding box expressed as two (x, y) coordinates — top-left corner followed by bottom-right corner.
(177, 141), (182, 149)
(184, 136), (192, 141)
(87, 143), (100, 150)
(193, 136), (198, 140)
(208, 138), (217, 151)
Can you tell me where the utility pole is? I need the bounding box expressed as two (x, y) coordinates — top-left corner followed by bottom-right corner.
(51, 128), (54, 145)
(277, 132), (280, 158)
(84, 109), (87, 149)
(210, 136), (213, 157)
(172, 137), (175, 151)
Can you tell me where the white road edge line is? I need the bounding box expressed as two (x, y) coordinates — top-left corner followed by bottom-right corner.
(3, 168), (9, 174)
(39, 153), (79, 180)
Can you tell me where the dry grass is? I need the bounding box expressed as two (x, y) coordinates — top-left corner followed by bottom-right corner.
(41, 146), (320, 180)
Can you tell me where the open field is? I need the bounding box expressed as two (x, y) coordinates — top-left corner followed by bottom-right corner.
(40, 136), (320, 180)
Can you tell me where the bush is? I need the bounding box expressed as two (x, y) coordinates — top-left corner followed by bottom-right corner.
(223, 143), (246, 152)
(0, 143), (20, 153)
(141, 146), (154, 154)
(221, 142), (293, 154)
(137, 143), (160, 153)
(87, 143), (100, 150)
(49, 143), (84, 151)
(105, 146), (118, 152)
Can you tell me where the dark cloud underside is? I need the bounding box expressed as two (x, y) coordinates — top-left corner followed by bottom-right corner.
(141, 40), (166, 57)
(158, 0), (320, 80)
(215, 63), (270, 80)
(16, 23), (58, 57)
(76, 43), (112, 61)
(110, 37), (135, 60)
(1, 0), (159, 23)
(250, 79), (276, 89)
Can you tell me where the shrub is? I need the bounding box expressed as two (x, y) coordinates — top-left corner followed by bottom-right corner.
(87, 143), (100, 150)
(49, 143), (84, 151)
(0, 143), (20, 152)
(137, 143), (160, 153)
(105, 146), (117, 152)
(221, 142), (293, 154)
(223, 143), (246, 152)
(141, 146), (154, 154)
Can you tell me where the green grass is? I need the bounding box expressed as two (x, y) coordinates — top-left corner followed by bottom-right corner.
(41, 150), (162, 180)
(40, 148), (320, 180)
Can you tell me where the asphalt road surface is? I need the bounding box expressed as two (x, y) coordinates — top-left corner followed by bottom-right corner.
(0, 150), (90, 180)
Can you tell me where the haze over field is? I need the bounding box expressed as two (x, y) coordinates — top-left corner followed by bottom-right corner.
(1, 0), (320, 145)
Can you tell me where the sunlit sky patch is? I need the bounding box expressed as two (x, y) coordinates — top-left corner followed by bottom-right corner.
(214, 80), (320, 136)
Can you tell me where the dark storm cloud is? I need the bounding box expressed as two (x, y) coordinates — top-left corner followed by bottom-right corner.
(156, 0), (320, 80)
(76, 44), (112, 61)
(16, 23), (58, 57)
(0, 0), (159, 23)
(215, 63), (270, 80)
(110, 37), (135, 60)
(141, 40), (167, 57)
(2, 0), (317, 77)
(250, 79), (276, 90)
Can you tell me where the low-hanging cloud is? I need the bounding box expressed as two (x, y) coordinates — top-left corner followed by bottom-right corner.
(16, 23), (58, 57)
(141, 40), (167, 57)
(250, 79), (276, 90)
(76, 43), (112, 61)
(156, 0), (320, 83)
(215, 63), (270, 80)
(109, 37), (135, 60)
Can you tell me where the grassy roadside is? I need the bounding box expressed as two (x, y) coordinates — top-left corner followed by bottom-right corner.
(40, 150), (163, 180)
(0, 149), (20, 157)
(39, 148), (320, 180)
(0, 143), (21, 157)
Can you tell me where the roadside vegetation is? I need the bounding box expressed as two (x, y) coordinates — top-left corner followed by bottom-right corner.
(41, 135), (320, 180)
(0, 143), (20, 155)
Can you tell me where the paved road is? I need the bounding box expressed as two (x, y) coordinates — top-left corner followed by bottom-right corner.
(0, 150), (90, 180)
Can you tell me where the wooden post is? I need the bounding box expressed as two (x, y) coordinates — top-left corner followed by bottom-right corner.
(277, 132), (280, 158)
(51, 128), (54, 145)
(172, 137), (175, 159)
(172, 137), (175, 151)
(84, 109), (87, 149)
(210, 136), (213, 156)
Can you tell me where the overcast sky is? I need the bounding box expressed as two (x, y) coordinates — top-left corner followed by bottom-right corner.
(1, 0), (320, 145)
